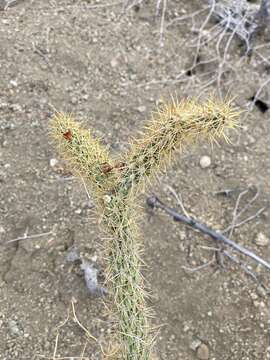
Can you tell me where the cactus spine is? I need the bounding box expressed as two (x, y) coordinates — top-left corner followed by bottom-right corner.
(50, 97), (239, 359)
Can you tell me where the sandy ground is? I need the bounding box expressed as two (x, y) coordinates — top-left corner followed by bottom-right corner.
(0, 1), (269, 359)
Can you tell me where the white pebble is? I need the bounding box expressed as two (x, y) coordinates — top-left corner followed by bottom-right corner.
(50, 158), (58, 168)
(200, 155), (211, 169)
(8, 320), (21, 336)
(190, 339), (201, 351)
(110, 58), (118, 68)
(10, 80), (18, 87)
(137, 105), (146, 113)
(254, 232), (269, 247)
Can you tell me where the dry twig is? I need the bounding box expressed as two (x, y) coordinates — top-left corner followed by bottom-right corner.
(146, 0), (270, 105)
(5, 228), (55, 244)
(147, 195), (270, 271)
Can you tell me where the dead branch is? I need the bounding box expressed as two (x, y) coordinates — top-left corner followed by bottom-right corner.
(249, 0), (270, 40)
(221, 186), (266, 234)
(182, 256), (216, 272)
(147, 0), (270, 103)
(146, 195), (270, 271)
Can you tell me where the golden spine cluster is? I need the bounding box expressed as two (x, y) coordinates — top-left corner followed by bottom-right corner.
(49, 97), (239, 359)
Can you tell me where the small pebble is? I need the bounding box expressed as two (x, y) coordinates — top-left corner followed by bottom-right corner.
(82, 94), (89, 100)
(8, 320), (21, 337)
(254, 232), (269, 247)
(183, 323), (190, 332)
(10, 80), (18, 87)
(250, 292), (258, 300)
(257, 285), (268, 298)
(50, 158), (58, 168)
(129, 73), (136, 80)
(197, 343), (209, 360)
(110, 58), (118, 68)
(137, 105), (146, 113)
(9, 104), (22, 112)
(190, 339), (201, 351)
(199, 155), (211, 169)
(71, 97), (78, 105)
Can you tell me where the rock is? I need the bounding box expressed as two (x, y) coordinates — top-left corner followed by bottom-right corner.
(254, 232), (269, 247)
(9, 80), (18, 88)
(190, 339), (201, 351)
(82, 93), (89, 101)
(199, 155), (211, 169)
(197, 343), (209, 360)
(129, 73), (136, 80)
(250, 292), (258, 300)
(0, 102), (8, 110)
(8, 320), (21, 337)
(137, 105), (146, 113)
(257, 285), (268, 298)
(9, 104), (22, 112)
(49, 158), (58, 168)
(183, 323), (190, 332)
(71, 97), (78, 105)
(110, 58), (118, 68)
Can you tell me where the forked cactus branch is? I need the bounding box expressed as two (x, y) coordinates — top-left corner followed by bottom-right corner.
(50, 97), (239, 359)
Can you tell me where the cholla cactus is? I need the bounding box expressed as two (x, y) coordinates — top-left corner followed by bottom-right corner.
(50, 97), (239, 359)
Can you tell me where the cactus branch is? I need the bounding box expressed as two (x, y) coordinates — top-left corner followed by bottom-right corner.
(116, 97), (239, 196)
(50, 112), (115, 206)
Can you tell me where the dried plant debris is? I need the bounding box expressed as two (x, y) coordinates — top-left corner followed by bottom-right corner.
(249, 95), (269, 113)
(209, 0), (270, 51)
(0, 0), (23, 11)
(66, 246), (107, 297)
(80, 260), (108, 297)
(147, 195), (270, 282)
